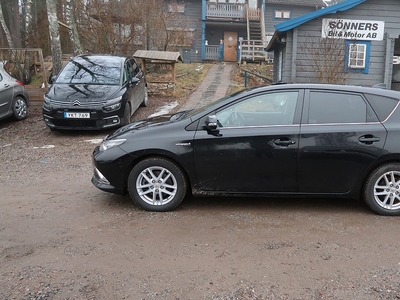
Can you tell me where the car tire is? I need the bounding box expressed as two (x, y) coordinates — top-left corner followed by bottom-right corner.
(12, 96), (28, 120)
(140, 86), (149, 107)
(127, 157), (187, 211)
(122, 103), (131, 126)
(364, 163), (400, 216)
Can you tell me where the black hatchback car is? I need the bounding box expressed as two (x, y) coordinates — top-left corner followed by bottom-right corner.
(92, 83), (400, 216)
(43, 54), (147, 130)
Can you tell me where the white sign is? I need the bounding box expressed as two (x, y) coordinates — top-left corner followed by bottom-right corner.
(322, 18), (385, 41)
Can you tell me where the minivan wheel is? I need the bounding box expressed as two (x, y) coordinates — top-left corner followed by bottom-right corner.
(12, 96), (28, 120)
(140, 86), (149, 107)
(364, 163), (400, 216)
(122, 103), (131, 126)
(127, 157), (187, 211)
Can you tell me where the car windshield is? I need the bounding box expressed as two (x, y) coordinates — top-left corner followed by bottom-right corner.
(56, 57), (122, 85)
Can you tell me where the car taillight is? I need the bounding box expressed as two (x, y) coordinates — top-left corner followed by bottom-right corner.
(16, 80), (24, 86)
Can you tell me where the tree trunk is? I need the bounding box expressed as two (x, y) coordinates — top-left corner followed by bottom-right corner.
(12, 0), (21, 47)
(0, 3), (14, 49)
(23, 0), (33, 83)
(65, 0), (83, 55)
(46, 0), (62, 76)
(24, 0), (33, 45)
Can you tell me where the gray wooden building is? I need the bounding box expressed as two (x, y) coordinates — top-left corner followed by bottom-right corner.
(266, 0), (400, 90)
(164, 0), (325, 63)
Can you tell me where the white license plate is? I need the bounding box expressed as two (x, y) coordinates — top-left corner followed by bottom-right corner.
(64, 112), (90, 119)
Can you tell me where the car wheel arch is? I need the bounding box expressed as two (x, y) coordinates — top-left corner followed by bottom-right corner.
(122, 101), (131, 126)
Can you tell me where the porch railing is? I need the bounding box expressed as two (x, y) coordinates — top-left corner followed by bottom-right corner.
(205, 45), (219, 60)
(239, 40), (268, 62)
(247, 7), (261, 21)
(206, 3), (245, 19)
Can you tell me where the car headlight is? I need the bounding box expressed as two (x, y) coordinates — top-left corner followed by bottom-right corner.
(43, 95), (52, 110)
(99, 139), (126, 151)
(103, 96), (122, 112)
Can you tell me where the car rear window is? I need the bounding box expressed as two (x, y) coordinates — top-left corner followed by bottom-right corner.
(364, 93), (399, 122)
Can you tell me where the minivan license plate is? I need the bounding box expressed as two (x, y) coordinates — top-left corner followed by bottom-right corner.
(64, 112), (90, 119)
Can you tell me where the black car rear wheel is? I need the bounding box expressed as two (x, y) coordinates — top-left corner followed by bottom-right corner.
(364, 163), (400, 216)
(127, 157), (187, 211)
(12, 96), (28, 120)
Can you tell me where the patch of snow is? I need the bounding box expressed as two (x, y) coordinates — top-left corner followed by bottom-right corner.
(84, 139), (103, 144)
(33, 145), (55, 149)
(148, 101), (179, 118)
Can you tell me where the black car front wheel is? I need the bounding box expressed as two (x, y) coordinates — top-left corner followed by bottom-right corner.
(12, 96), (28, 120)
(127, 157), (187, 211)
(364, 163), (400, 216)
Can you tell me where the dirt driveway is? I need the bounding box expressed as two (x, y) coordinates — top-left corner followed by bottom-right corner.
(1, 103), (400, 300)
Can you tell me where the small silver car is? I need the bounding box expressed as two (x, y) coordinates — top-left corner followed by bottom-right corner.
(0, 64), (30, 121)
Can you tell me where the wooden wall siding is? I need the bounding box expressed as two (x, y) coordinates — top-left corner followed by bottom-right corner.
(282, 30), (293, 83)
(177, 0), (202, 62)
(264, 5), (316, 34)
(281, 0), (400, 86)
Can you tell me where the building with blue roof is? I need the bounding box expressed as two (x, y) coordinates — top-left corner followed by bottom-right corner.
(266, 0), (400, 90)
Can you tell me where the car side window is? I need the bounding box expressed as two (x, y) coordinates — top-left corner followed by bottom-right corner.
(130, 59), (140, 77)
(308, 92), (367, 124)
(216, 91), (299, 127)
(123, 61), (132, 84)
(364, 93), (398, 122)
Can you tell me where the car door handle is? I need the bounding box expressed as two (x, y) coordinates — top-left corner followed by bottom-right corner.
(273, 138), (296, 147)
(359, 135), (380, 145)
(4, 83), (10, 87)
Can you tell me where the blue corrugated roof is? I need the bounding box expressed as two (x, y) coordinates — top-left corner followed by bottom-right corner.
(274, 0), (366, 32)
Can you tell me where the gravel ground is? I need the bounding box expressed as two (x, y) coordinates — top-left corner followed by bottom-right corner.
(2, 67), (400, 299)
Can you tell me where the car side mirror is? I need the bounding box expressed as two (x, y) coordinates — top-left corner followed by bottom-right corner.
(131, 77), (140, 85)
(205, 115), (218, 130)
(48, 75), (57, 84)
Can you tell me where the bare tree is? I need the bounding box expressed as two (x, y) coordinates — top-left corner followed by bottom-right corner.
(78, 0), (141, 54)
(296, 34), (349, 84)
(77, 0), (191, 55)
(141, 0), (191, 51)
(46, 0), (62, 75)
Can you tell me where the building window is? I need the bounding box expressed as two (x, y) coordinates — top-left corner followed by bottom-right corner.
(167, 28), (195, 47)
(274, 10), (291, 19)
(349, 43), (366, 68)
(345, 41), (370, 74)
(168, 4), (185, 13)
